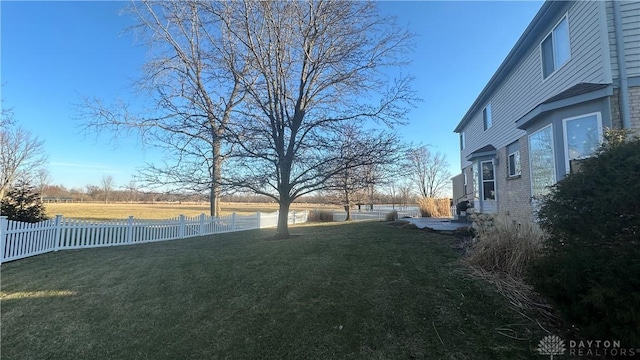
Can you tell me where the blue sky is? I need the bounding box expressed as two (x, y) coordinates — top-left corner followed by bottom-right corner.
(1, 1), (543, 192)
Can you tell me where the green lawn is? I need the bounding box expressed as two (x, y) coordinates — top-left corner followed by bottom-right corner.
(1, 222), (544, 359)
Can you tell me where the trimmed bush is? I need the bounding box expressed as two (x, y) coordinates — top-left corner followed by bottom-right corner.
(467, 213), (544, 278)
(417, 197), (450, 217)
(307, 209), (334, 222)
(531, 132), (640, 344)
(384, 210), (398, 222)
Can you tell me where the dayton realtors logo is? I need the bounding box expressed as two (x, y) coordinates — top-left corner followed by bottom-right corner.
(537, 335), (639, 358)
(537, 335), (565, 359)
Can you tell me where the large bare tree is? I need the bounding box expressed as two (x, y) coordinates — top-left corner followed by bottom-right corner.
(220, 1), (416, 237)
(1, 106), (48, 200)
(80, 1), (248, 216)
(408, 146), (452, 198)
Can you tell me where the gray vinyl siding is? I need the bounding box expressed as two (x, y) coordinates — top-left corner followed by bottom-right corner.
(621, 1), (640, 76)
(460, 1), (607, 169)
(607, 1), (640, 78)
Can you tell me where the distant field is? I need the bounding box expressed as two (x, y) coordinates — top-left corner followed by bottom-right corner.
(45, 202), (340, 221)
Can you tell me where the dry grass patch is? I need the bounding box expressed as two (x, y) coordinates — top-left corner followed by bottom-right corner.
(417, 197), (451, 218)
(466, 267), (562, 341)
(45, 202), (339, 221)
(307, 209), (335, 222)
(466, 213), (544, 278)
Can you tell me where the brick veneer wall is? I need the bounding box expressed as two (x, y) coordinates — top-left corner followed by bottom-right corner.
(611, 86), (640, 134)
(629, 86), (640, 134)
(496, 135), (533, 224)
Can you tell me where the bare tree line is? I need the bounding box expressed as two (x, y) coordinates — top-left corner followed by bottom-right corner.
(34, 180), (420, 206)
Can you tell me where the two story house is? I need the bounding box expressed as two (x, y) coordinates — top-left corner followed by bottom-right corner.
(452, 0), (640, 223)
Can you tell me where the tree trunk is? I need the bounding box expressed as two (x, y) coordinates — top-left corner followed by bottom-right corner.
(209, 184), (220, 218)
(209, 135), (222, 217)
(275, 149), (293, 238)
(276, 200), (291, 239)
(344, 189), (352, 221)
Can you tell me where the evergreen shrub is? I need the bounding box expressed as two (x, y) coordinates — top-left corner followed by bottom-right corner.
(531, 131), (640, 344)
(1, 181), (48, 223)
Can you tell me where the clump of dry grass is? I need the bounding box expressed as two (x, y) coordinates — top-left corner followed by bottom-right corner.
(466, 213), (544, 278)
(307, 209), (334, 222)
(466, 266), (561, 336)
(384, 210), (398, 222)
(417, 197), (451, 218)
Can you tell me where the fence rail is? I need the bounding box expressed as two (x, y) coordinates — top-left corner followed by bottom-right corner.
(1, 207), (425, 264)
(0, 211), (306, 264)
(330, 209), (420, 222)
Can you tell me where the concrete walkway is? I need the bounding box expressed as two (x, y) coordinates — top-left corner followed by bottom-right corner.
(402, 217), (471, 231)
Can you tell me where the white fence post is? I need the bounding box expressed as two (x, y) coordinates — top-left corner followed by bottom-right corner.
(232, 212), (236, 231)
(199, 214), (206, 235)
(256, 212), (261, 229)
(179, 215), (185, 238)
(126, 216), (134, 244)
(0, 216), (7, 263)
(53, 215), (63, 251)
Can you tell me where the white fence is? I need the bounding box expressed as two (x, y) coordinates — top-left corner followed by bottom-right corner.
(0, 207), (423, 264)
(0, 211), (307, 264)
(331, 208), (420, 222)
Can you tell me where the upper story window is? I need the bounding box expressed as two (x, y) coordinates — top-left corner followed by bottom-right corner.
(483, 103), (492, 131)
(541, 15), (571, 79)
(460, 132), (466, 150)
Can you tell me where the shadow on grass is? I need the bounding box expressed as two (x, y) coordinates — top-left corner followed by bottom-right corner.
(1, 221), (545, 360)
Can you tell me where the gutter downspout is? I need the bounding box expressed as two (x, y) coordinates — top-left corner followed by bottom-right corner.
(613, 0), (631, 130)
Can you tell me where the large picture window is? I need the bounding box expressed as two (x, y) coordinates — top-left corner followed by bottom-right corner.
(529, 125), (556, 198)
(542, 15), (570, 78)
(472, 162), (479, 199)
(563, 112), (602, 173)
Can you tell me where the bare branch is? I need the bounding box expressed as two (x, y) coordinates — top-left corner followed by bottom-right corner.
(77, 0), (249, 216)
(0, 120), (48, 199)
(408, 146), (452, 198)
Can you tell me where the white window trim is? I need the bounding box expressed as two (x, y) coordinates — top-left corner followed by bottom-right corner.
(460, 132), (466, 150)
(562, 112), (603, 174)
(483, 103), (493, 131)
(540, 13), (571, 81)
(528, 124), (556, 200)
(480, 160), (496, 201)
(463, 172), (468, 195)
(508, 150), (521, 177)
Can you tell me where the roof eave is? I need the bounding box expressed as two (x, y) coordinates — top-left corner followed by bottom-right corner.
(516, 84), (613, 129)
(453, 1), (571, 133)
